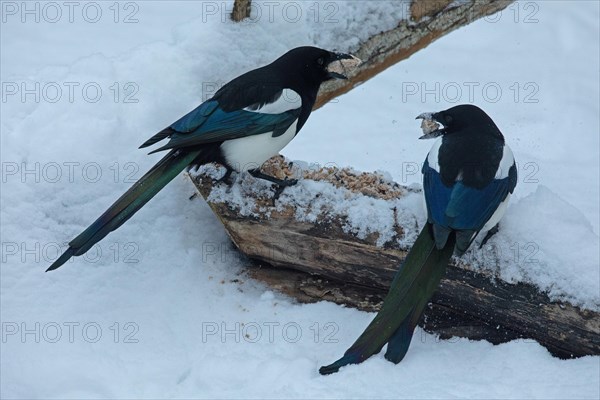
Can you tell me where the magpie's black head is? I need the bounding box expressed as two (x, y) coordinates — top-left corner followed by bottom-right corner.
(272, 46), (361, 87)
(417, 104), (503, 140)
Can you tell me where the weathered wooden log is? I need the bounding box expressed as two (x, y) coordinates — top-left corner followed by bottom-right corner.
(231, 0), (252, 22)
(188, 159), (600, 359)
(314, 0), (514, 109)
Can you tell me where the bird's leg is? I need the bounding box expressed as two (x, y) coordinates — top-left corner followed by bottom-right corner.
(249, 169), (298, 186)
(249, 169), (298, 201)
(479, 224), (500, 248)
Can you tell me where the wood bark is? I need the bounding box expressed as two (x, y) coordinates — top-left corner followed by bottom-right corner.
(189, 167), (600, 359)
(231, 0), (252, 22)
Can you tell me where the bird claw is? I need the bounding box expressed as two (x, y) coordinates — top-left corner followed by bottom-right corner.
(248, 169), (299, 205)
(271, 178), (298, 204)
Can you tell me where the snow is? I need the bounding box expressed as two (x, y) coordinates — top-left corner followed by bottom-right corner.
(465, 185), (600, 308)
(201, 164), (422, 247)
(1, 1), (599, 399)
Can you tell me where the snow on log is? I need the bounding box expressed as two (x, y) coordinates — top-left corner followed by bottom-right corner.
(188, 157), (600, 359)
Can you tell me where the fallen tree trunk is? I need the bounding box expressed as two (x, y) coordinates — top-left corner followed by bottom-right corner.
(189, 159), (600, 359)
(314, 0), (514, 109)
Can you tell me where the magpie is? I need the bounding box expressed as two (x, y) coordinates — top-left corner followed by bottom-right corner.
(320, 104), (517, 374)
(47, 46), (360, 271)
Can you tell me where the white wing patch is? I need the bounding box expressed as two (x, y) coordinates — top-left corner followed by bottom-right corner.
(482, 194), (511, 232)
(426, 137), (444, 172)
(220, 120), (298, 172)
(495, 145), (515, 179)
(243, 89), (301, 115)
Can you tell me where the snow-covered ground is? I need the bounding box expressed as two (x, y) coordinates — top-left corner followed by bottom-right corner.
(1, 1), (599, 399)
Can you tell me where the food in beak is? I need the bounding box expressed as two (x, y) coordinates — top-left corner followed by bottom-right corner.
(416, 112), (442, 139)
(327, 54), (362, 78)
(421, 118), (441, 135)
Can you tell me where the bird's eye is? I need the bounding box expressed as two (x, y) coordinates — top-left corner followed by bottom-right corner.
(445, 115), (453, 124)
(316, 57), (325, 66)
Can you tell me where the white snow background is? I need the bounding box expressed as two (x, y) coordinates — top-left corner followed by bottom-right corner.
(1, 1), (599, 399)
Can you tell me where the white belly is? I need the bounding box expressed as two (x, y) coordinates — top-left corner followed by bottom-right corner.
(220, 120), (298, 172)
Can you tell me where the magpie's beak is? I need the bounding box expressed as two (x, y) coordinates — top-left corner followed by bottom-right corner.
(326, 52), (362, 80)
(416, 112), (444, 139)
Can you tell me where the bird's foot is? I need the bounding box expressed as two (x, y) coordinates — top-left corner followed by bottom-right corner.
(479, 224), (500, 248)
(249, 169), (298, 204)
(272, 177), (298, 202)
